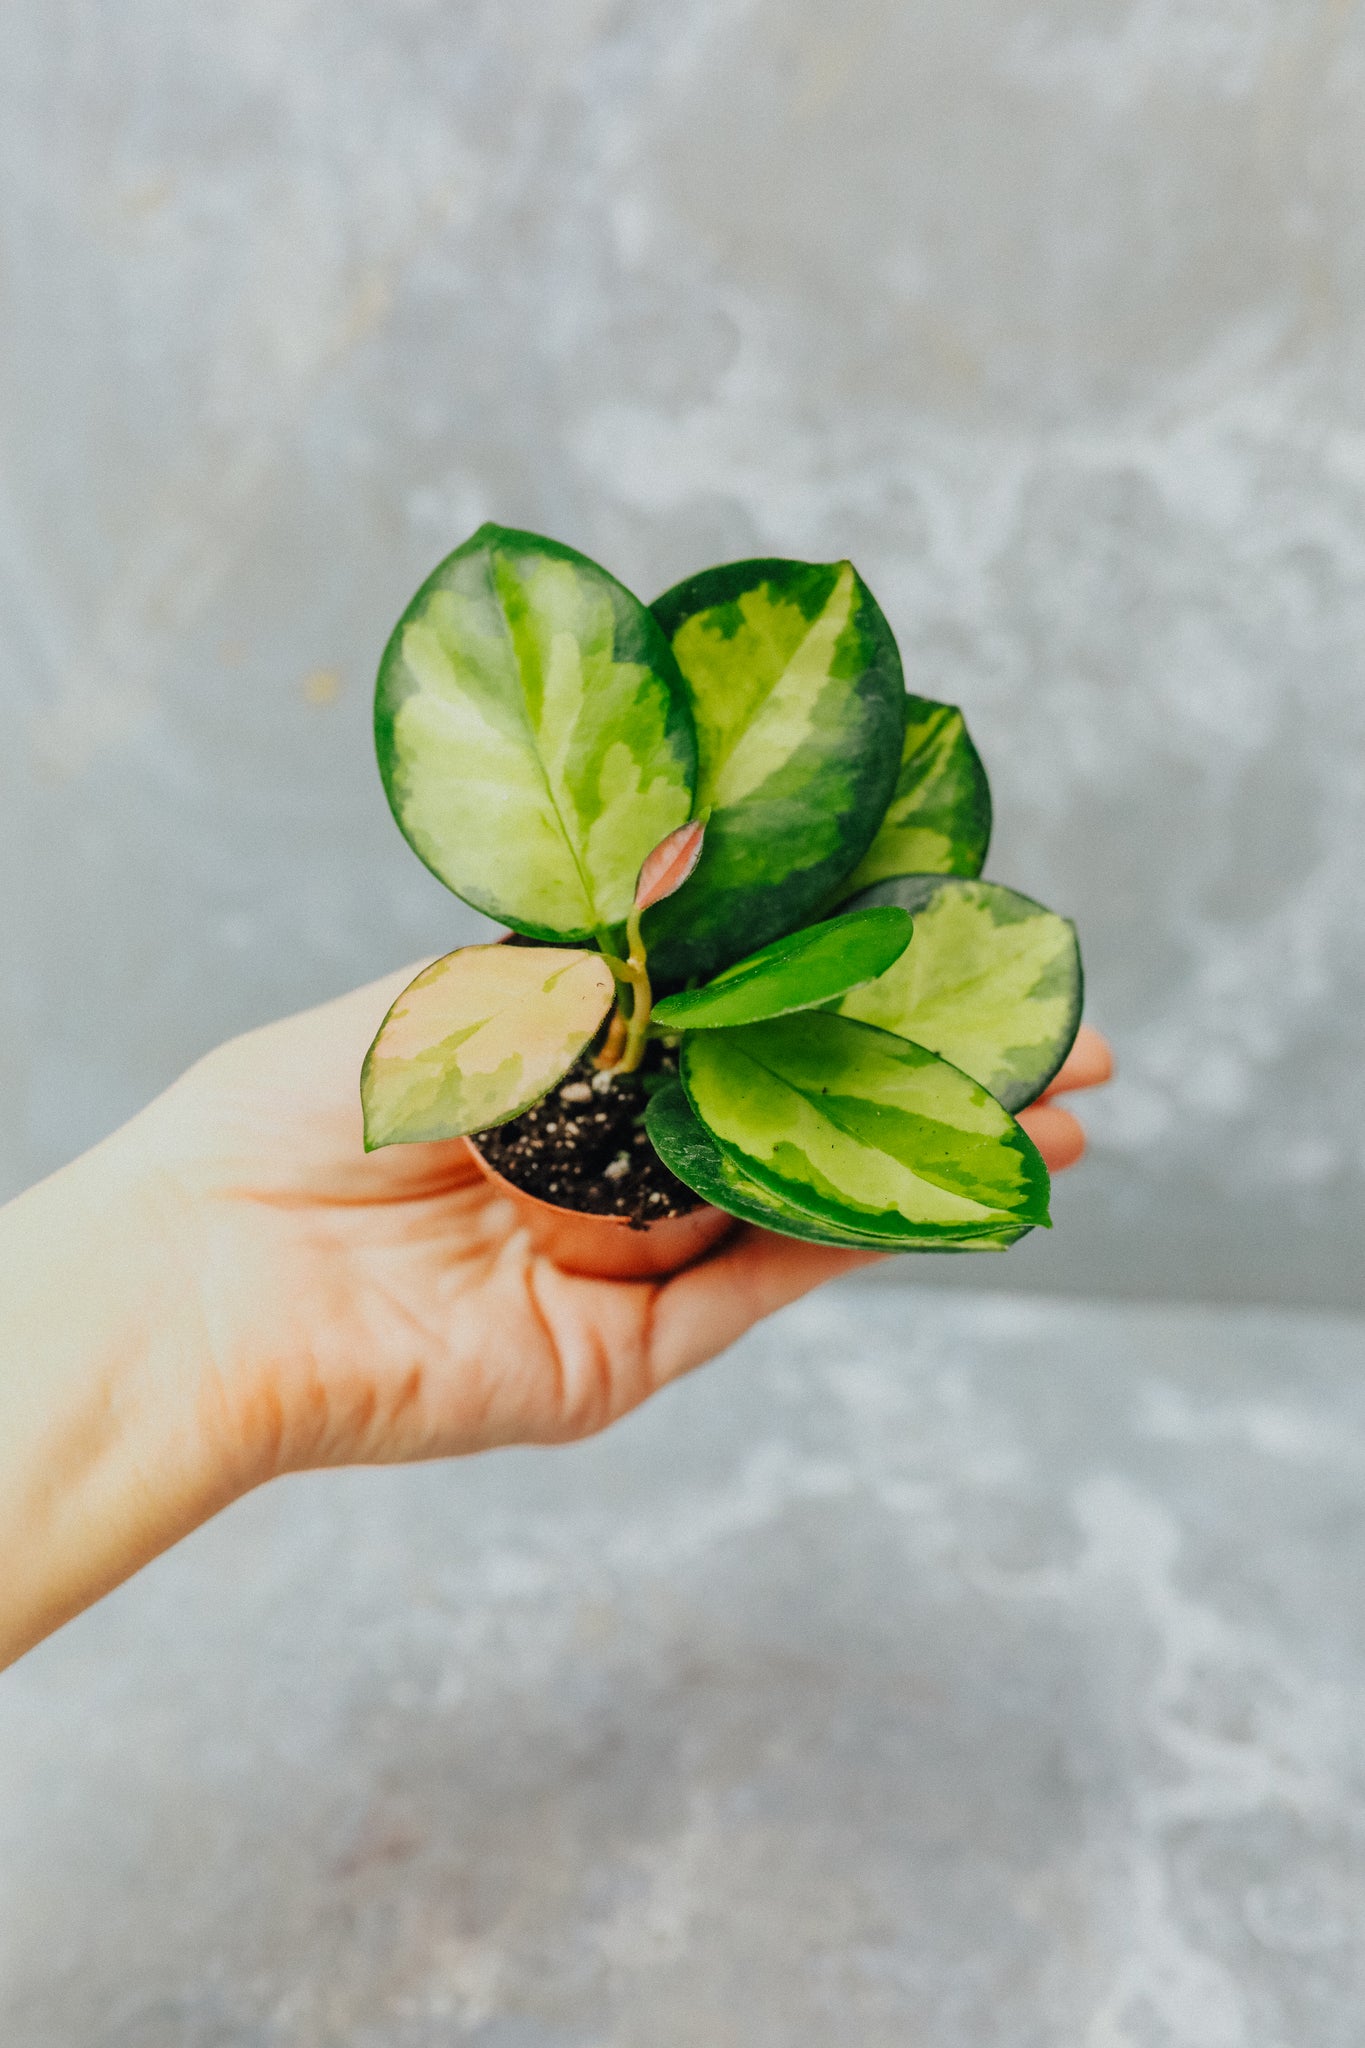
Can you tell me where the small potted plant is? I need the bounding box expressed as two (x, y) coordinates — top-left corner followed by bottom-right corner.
(362, 524), (1083, 1277)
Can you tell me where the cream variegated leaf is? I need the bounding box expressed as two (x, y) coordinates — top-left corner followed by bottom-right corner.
(644, 558), (906, 983)
(835, 876), (1082, 1111)
(362, 944), (617, 1149)
(376, 525), (697, 944)
(645, 1081), (1021, 1251)
(681, 1012), (1049, 1244)
(840, 697), (990, 896)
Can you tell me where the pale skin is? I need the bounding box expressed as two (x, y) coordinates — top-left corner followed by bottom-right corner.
(0, 964), (1112, 1670)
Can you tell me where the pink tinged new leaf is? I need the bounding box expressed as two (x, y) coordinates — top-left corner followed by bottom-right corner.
(361, 943), (617, 1148)
(634, 819), (706, 913)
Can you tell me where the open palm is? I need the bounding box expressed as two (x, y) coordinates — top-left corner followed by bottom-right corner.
(152, 964), (1110, 1486)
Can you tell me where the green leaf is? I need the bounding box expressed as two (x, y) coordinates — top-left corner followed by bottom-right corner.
(375, 524), (697, 943)
(835, 876), (1082, 1111)
(680, 1012), (1049, 1244)
(646, 1082), (1019, 1252)
(362, 943), (617, 1148)
(651, 906), (912, 1032)
(644, 557), (907, 983)
(839, 697), (990, 897)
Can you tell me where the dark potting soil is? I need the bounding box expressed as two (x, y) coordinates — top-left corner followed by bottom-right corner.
(474, 1041), (699, 1227)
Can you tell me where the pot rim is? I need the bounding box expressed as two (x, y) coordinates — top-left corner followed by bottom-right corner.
(465, 1131), (716, 1234)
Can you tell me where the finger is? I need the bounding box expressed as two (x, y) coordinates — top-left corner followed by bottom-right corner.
(1016, 1102), (1086, 1172)
(1040, 1025), (1113, 1099)
(648, 1228), (881, 1387)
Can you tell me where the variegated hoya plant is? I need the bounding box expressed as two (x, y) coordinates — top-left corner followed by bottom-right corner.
(362, 524), (1083, 1252)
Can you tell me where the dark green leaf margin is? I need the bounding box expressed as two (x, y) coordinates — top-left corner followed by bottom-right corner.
(644, 557), (907, 985)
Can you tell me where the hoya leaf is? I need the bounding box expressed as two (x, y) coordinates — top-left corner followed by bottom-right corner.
(840, 697), (990, 897)
(681, 1012), (1049, 1244)
(635, 818), (706, 913)
(835, 876), (1082, 1111)
(651, 906), (912, 1033)
(362, 943), (616, 1149)
(644, 558), (906, 983)
(375, 524), (697, 943)
(646, 1082), (1019, 1252)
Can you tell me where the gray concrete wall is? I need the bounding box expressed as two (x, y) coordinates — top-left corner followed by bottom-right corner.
(8, 1284), (1365, 2045)
(3, 1), (1364, 1310)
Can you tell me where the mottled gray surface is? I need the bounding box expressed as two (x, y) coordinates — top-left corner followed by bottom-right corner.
(5, 1281), (1365, 2045)
(3, 2), (1364, 1310)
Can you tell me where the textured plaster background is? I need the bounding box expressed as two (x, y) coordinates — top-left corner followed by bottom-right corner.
(6, 14), (1365, 2039)
(3, 3), (1364, 1304)
(6, 1284), (1365, 2045)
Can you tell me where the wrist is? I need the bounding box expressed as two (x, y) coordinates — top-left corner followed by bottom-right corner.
(0, 1116), (240, 1666)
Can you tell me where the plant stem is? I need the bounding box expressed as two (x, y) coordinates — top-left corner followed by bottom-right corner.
(594, 1005), (628, 1071)
(615, 904), (654, 1074)
(594, 910), (653, 1075)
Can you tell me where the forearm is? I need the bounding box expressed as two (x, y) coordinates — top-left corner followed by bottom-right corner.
(0, 1124), (234, 1669)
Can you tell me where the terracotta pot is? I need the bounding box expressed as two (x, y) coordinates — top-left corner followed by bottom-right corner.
(466, 1140), (735, 1280)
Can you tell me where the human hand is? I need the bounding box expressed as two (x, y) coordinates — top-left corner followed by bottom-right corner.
(155, 964), (881, 1477)
(0, 967), (1110, 1665)
(166, 981), (1114, 1477)
(1016, 1024), (1113, 1171)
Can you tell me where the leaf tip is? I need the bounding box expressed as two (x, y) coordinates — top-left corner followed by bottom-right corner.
(634, 818), (706, 913)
